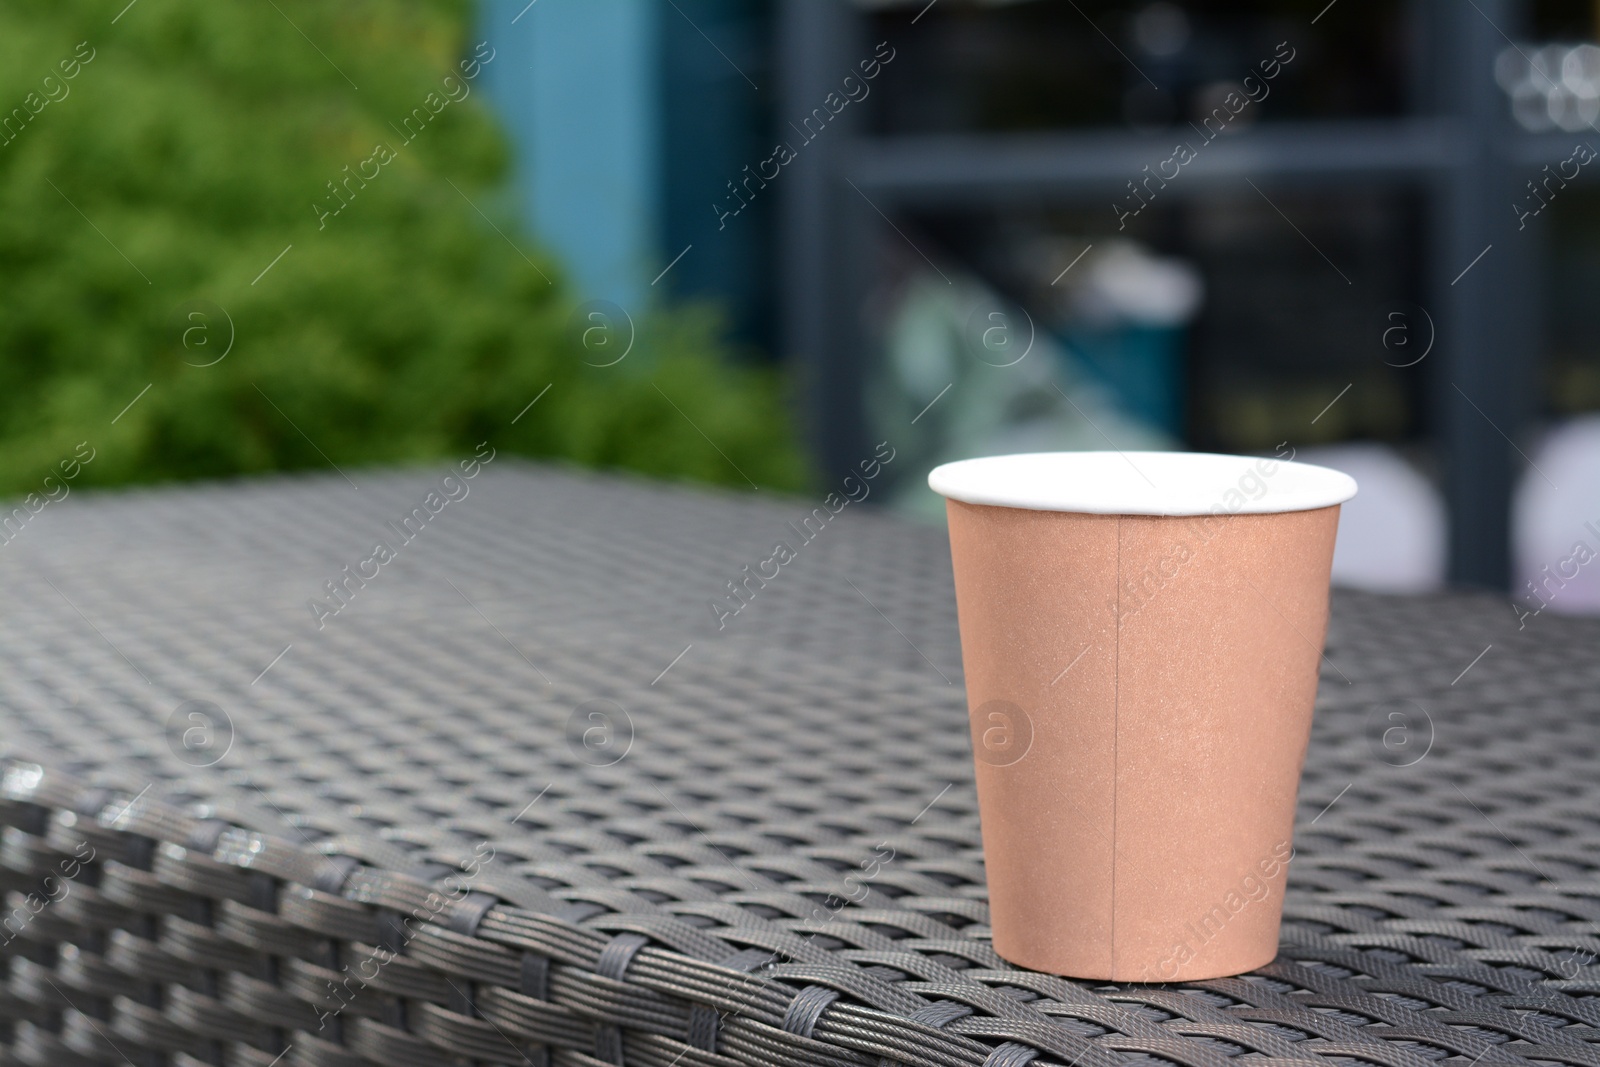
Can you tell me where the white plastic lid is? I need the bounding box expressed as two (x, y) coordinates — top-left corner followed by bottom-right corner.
(927, 451), (1357, 516)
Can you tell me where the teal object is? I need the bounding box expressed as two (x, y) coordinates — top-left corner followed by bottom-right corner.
(479, 0), (662, 311)
(1064, 324), (1186, 436)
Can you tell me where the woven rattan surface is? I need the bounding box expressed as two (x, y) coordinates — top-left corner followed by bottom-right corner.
(2, 461), (1598, 1067)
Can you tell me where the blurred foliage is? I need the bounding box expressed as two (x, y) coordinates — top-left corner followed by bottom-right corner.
(0, 0), (809, 494)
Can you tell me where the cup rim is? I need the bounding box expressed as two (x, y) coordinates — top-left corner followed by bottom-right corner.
(927, 450), (1357, 516)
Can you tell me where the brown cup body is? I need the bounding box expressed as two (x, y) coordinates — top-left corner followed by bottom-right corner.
(946, 500), (1340, 981)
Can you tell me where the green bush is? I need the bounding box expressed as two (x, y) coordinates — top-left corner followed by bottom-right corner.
(0, 0), (809, 494)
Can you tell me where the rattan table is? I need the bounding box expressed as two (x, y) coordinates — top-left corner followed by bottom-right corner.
(2, 462), (1597, 1067)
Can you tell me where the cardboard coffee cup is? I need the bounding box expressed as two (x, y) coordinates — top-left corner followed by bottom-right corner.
(929, 451), (1356, 982)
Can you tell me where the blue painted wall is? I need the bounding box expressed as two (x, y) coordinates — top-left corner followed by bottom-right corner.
(478, 0), (662, 312)
(477, 0), (773, 348)
(659, 0), (773, 349)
